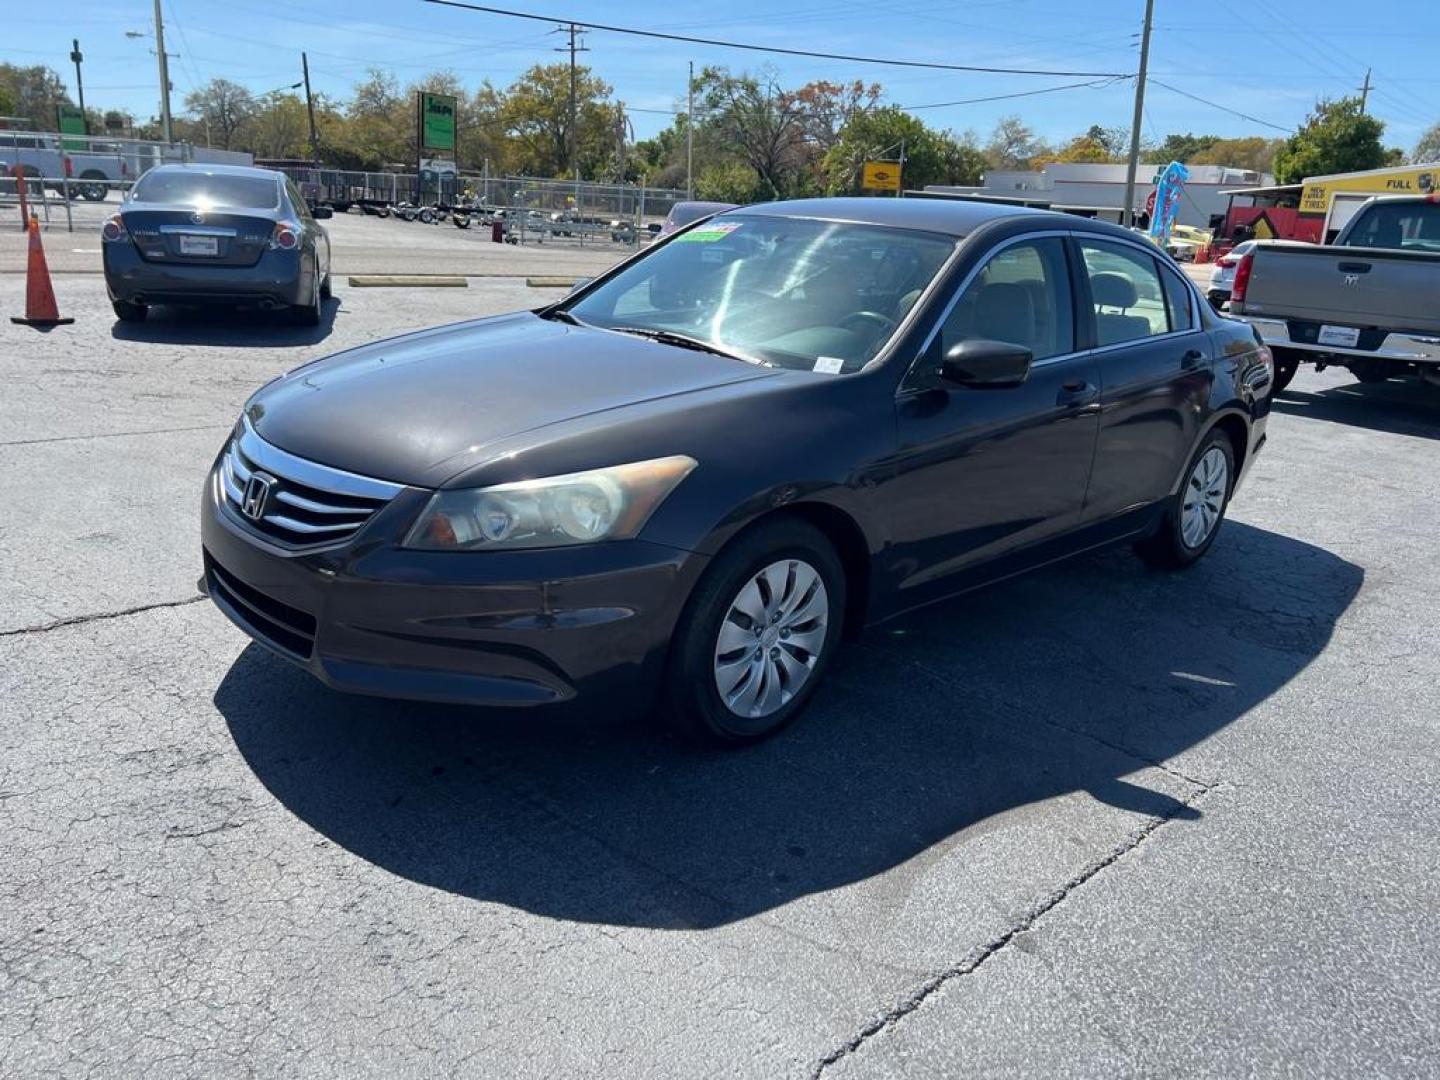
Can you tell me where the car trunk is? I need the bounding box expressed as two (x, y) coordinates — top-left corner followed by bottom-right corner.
(121, 209), (276, 268)
(1240, 244), (1440, 336)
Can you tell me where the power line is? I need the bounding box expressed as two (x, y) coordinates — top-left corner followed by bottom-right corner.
(1148, 79), (1294, 134)
(899, 77), (1125, 111)
(418, 0), (1132, 77)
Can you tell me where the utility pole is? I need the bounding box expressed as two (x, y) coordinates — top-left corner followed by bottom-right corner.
(686, 60), (695, 200)
(554, 23), (587, 184)
(69, 40), (88, 134)
(1358, 68), (1372, 113)
(1121, 0), (1154, 229)
(152, 0), (173, 143)
(302, 52), (319, 164)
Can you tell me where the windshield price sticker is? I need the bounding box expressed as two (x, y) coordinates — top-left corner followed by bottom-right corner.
(676, 222), (742, 243)
(813, 356), (845, 374)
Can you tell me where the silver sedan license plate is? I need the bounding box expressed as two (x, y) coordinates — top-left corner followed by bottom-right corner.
(179, 235), (219, 257)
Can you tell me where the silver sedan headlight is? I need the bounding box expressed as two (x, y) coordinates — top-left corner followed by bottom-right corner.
(403, 456), (698, 551)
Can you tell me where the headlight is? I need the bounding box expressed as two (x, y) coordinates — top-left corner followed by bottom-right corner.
(403, 456), (698, 551)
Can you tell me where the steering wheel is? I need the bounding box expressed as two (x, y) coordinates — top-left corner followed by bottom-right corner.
(839, 310), (897, 335)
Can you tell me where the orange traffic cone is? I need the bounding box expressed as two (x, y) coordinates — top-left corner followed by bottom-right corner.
(11, 215), (74, 328)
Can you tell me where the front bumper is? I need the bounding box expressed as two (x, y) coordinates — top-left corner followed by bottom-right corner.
(200, 463), (708, 710)
(104, 243), (311, 307)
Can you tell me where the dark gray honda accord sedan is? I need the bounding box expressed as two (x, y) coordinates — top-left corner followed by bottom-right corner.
(202, 198), (1272, 745)
(103, 163), (332, 325)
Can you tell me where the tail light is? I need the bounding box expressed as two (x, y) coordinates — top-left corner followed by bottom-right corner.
(101, 214), (127, 242)
(272, 223), (300, 250)
(1258, 344), (1275, 391)
(63, 156), (74, 178)
(1230, 251), (1255, 305)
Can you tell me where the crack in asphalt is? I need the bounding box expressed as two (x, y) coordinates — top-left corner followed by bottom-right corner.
(809, 780), (1218, 1079)
(0, 595), (206, 639)
(0, 423), (227, 449)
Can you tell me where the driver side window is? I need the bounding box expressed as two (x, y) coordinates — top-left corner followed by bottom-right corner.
(938, 237), (1075, 362)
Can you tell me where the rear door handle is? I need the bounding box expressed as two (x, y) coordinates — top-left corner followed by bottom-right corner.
(1182, 348), (1204, 369)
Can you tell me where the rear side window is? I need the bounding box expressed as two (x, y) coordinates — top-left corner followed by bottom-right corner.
(939, 237), (1075, 361)
(130, 171), (280, 209)
(1161, 266), (1195, 332)
(1344, 201), (1440, 253)
(1079, 241), (1170, 345)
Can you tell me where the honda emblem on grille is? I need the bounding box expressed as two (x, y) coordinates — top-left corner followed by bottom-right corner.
(241, 472), (276, 521)
(190, 211), (204, 224)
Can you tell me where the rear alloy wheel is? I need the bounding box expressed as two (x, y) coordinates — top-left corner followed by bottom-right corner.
(1135, 430), (1235, 570)
(112, 300), (147, 323)
(663, 518), (845, 746)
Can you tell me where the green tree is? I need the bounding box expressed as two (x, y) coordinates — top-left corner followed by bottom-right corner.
(823, 108), (983, 193)
(1144, 132), (1220, 165)
(1191, 136), (1285, 172)
(1414, 122), (1440, 164)
(246, 92), (310, 159)
(1273, 97), (1389, 183)
(183, 78), (257, 151)
(696, 160), (767, 203)
(342, 68), (409, 167)
(0, 64), (71, 130)
(984, 115), (1041, 170)
(695, 67), (809, 199)
(501, 63), (613, 178)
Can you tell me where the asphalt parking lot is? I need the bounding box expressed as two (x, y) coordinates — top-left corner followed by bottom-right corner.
(2, 224), (1438, 1077)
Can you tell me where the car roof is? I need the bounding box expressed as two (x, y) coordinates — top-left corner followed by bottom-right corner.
(141, 162), (284, 180)
(727, 196), (1140, 241)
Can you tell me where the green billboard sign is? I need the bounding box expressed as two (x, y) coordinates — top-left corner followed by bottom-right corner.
(57, 103), (87, 149)
(417, 91), (457, 153)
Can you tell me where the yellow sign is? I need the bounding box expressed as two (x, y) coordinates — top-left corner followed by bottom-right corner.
(862, 161), (902, 192)
(1300, 164), (1438, 215)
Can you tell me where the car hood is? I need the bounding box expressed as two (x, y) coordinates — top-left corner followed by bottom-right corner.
(245, 312), (778, 487)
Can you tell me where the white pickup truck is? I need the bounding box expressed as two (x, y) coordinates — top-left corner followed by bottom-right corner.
(0, 132), (131, 201)
(1230, 195), (1440, 393)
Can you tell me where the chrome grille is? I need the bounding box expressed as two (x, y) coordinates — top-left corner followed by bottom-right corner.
(220, 417), (405, 547)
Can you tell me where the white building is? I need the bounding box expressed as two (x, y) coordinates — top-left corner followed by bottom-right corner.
(925, 162), (1274, 229)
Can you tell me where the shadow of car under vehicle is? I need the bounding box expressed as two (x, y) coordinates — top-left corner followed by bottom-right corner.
(109, 297), (340, 348)
(1273, 378), (1440, 441)
(215, 521), (1361, 929)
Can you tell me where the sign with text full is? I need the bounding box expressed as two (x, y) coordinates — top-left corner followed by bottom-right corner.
(1300, 165), (1438, 216)
(417, 91), (458, 153)
(862, 160), (902, 192)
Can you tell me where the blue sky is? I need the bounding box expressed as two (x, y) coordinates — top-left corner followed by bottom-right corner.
(11, 0), (1436, 152)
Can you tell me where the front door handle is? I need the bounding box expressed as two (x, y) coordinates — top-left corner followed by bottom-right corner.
(1057, 380), (1100, 409)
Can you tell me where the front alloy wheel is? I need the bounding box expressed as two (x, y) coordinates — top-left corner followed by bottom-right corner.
(713, 559), (829, 720)
(663, 517), (845, 746)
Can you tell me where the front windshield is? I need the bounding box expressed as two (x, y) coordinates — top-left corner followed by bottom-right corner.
(565, 214), (956, 373)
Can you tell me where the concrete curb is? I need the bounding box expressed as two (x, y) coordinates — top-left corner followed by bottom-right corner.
(525, 276), (578, 288)
(347, 275), (469, 288)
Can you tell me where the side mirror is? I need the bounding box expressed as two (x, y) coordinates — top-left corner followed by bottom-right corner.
(940, 339), (1033, 388)
(312, 205), (333, 219)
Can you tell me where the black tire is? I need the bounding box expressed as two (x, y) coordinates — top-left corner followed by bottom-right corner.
(291, 268), (322, 327)
(1349, 358), (1391, 384)
(319, 272), (332, 300)
(112, 300), (147, 323)
(1271, 347), (1300, 394)
(1134, 429), (1236, 571)
(661, 517), (847, 747)
(419, 208), (435, 224)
